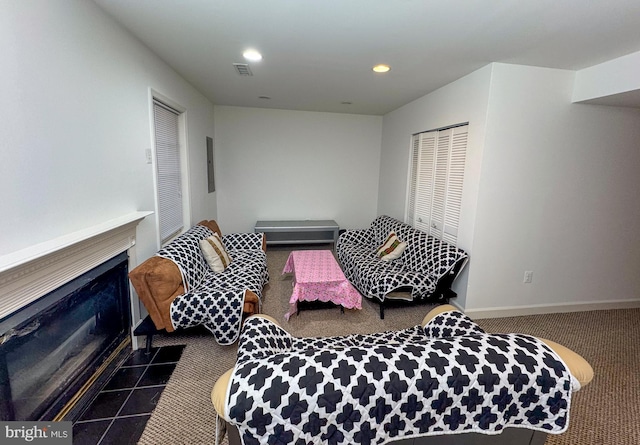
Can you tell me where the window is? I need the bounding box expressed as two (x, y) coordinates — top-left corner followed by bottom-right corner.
(406, 124), (468, 246)
(153, 99), (183, 243)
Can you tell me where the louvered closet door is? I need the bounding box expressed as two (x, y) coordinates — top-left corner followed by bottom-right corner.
(442, 126), (468, 244)
(405, 124), (468, 246)
(413, 132), (436, 233)
(406, 135), (421, 227)
(430, 129), (451, 239)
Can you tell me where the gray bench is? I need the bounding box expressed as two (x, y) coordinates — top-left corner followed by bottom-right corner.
(254, 220), (339, 245)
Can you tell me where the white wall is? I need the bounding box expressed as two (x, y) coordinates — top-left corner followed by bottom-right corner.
(0, 0), (216, 262)
(573, 50), (640, 104)
(466, 63), (640, 314)
(214, 106), (382, 233)
(378, 65), (493, 307)
(380, 62), (640, 315)
(0, 0), (217, 329)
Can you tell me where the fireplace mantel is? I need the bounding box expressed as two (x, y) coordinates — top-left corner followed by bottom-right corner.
(0, 211), (152, 321)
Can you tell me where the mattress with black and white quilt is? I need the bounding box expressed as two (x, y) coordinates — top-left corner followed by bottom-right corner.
(225, 310), (578, 444)
(336, 216), (468, 304)
(157, 224), (268, 345)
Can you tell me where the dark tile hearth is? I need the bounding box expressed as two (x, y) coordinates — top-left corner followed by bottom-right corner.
(73, 344), (184, 445)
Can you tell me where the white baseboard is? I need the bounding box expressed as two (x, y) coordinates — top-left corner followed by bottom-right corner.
(459, 299), (640, 319)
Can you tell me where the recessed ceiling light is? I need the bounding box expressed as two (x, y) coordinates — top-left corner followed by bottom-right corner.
(372, 64), (391, 73)
(243, 49), (262, 61)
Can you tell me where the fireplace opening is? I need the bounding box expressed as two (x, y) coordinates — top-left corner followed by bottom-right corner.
(0, 252), (131, 421)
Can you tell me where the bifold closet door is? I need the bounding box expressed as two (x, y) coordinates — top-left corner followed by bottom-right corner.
(406, 124), (468, 247)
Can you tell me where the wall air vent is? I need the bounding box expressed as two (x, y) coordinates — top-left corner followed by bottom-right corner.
(233, 63), (253, 76)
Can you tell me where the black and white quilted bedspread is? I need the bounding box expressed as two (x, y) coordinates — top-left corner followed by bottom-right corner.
(226, 310), (577, 444)
(157, 225), (268, 345)
(336, 216), (468, 304)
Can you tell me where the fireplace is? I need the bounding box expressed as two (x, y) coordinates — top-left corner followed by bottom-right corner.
(0, 212), (151, 422)
(0, 252), (131, 421)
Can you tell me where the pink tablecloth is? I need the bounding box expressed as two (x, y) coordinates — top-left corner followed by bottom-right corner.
(282, 250), (362, 320)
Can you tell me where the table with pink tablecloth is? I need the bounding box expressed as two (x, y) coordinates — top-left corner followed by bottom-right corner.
(282, 250), (362, 320)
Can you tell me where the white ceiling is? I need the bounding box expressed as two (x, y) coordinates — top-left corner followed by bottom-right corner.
(95, 0), (640, 115)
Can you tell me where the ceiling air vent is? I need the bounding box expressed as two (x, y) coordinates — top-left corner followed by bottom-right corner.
(233, 63), (253, 76)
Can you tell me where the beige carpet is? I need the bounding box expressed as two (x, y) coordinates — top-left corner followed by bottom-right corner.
(138, 246), (640, 445)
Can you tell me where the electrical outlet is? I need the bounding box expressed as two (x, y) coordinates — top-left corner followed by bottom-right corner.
(145, 149), (152, 164)
(523, 271), (533, 284)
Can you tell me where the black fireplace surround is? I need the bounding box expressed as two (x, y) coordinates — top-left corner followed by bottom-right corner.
(0, 252), (131, 421)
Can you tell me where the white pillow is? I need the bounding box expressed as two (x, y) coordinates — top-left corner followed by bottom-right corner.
(376, 231), (407, 261)
(200, 233), (232, 272)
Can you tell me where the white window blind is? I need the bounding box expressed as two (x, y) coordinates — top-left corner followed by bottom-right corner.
(153, 100), (183, 243)
(406, 124), (468, 246)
